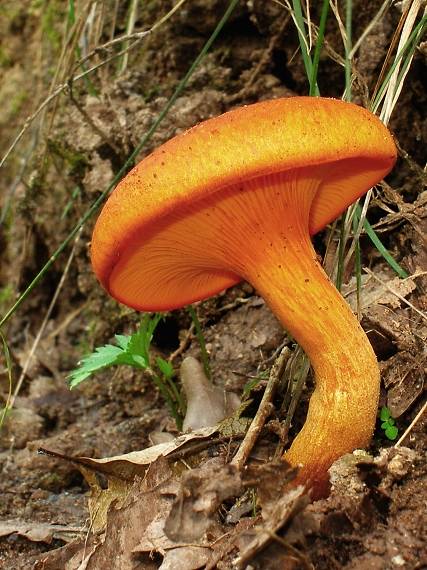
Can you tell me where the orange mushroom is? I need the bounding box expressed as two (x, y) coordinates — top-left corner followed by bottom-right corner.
(91, 97), (397, 498)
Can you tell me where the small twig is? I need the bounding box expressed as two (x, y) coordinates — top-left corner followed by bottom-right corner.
(74, 30), (150, 73)
(168, 321), (195, 363)
(46, 303), (88, 342)
(394, 399), (427, 448)
(231, 347), (291, 469)
(218, 297), (251, 313)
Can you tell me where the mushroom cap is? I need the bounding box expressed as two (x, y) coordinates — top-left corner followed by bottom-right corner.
(91, 97), (396, 310)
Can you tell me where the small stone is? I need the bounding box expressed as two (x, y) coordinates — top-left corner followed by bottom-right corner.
(391, 554), (406, 566)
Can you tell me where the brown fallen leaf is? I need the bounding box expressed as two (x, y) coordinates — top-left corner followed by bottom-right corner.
(0, 520), (83, 544)
(69, 425), (219, 480)
(165, 459), (242, 543)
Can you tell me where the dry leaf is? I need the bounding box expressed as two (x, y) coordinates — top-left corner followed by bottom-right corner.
(0, 520), (82, 544)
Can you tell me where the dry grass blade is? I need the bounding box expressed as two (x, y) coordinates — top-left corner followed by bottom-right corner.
(118, 0), (139, 74)
(380, 0), (426, 124)
(330, 0), (425, 285)
(395, 399), (427, 447)
(349, 0), (393, 58)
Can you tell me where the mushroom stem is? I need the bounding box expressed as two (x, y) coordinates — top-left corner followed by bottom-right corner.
(248, 241), (379, 497)
(230, 176), (380, 498)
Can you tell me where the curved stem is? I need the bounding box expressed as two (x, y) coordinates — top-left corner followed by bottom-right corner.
(248, 244), (379, 496)
(234, 180), (379, 496)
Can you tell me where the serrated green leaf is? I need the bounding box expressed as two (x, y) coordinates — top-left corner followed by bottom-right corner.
(114, 334), (131, 350)
(156, 357), (174, 379)
(381, 421), (389, 429)
(385, 425), (398, 441)
(68, 314), (163, 389)
(68, 344), (125, 388)
(128, 324), (149, 362)
(128, 314), (162, 363)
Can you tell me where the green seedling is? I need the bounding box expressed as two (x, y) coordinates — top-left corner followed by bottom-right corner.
(379, 406), (398, 441)
(68, 313), (184, 428)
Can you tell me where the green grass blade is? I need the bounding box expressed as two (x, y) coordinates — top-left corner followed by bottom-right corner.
(354, 204), (408, 278)
(309, 0), (330, 96)
(0, 0), (240, 329)
(335, 212), (347, 291)
(343, 0), (352, 100)
(291, 0), (313, 82)
(352, 212), (362, 319)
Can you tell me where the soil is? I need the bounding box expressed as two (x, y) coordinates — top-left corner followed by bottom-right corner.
(0, 1), (426, 569)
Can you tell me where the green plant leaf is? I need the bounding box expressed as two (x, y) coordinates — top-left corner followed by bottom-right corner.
(385, 424), (398, 441)
(380, 406), (391, 421)
(114, 334), (131, 350)
(68, 343), (128, 388)
(243, 376), (262, 397)
(129, 313), (162, 363)
(156, 357), (174, 379)
(67, 314), (164, 388)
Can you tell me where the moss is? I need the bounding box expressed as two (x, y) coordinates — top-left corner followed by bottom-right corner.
(46, 139), (89, 177)
(0, 47), (11, 68)
(0, 285), (13, 310)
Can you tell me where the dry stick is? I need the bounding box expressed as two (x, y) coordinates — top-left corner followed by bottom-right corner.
(231, 347), (291, 469)
(168, 321), (195, 363)
(394, 399), (427, 448)
(8, 229), (82, 410)
(118, 0), (139, 74)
